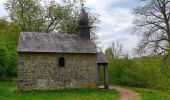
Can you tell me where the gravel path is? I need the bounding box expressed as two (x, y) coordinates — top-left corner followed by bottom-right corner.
(110, 86), (141, 100)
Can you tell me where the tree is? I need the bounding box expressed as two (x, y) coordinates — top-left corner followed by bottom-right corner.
(133, 0), (170, 55)
(5, 0), (43, 31)
(105, 47), (113, 60)
(105, 42), (125, 59)
(0, 18), (20, 48)
(41, 0), (70, 32)
(5, 0), (100, 35)
(0, 18), (20, 77)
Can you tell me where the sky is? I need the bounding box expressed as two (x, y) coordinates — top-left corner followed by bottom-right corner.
(0, 0), (139, 57)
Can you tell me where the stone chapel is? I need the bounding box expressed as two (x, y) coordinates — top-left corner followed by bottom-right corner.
(17, 7), (109, 90)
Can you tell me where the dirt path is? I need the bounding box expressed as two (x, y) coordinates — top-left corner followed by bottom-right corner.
(110, 86), (141, 100)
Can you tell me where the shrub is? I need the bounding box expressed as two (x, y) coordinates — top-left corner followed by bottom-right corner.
(0, 48), (18, 81)
(0, 48), (7, 80)
(109, 56), (168, 90)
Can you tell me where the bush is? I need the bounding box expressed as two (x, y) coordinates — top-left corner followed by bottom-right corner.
(109, 56), (169, 90)
(6, 54), (18, 77)
(0, 49), (7, 79)
(0, 48), (18, 81)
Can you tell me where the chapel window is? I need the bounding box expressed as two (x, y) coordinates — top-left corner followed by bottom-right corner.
(59, 57), (65, 67)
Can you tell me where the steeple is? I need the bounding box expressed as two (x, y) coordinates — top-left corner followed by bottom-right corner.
(79, 4), (91, 39)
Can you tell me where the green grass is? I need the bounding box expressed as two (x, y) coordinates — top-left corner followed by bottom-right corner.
(133, 88), (170, 100)
(0, 82), (119, 100)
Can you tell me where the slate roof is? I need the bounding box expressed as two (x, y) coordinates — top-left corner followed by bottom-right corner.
(18, 32), (98, 53)
(97, 52), (108, 64)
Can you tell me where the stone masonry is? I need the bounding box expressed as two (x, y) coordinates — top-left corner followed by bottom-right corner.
(18, 53), (98, 90)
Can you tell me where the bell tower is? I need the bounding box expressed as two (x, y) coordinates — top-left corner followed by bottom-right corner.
(79, 4), (91, 39)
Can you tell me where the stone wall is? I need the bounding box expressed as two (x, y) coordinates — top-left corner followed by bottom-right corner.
(18, 53), (98, 90)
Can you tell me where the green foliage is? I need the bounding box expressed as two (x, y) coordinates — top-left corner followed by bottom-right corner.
(105, 42), (125, 59)
(109, 56), (169, 91)
(0, 49), (7, 74)
(0, 18), (20, 78)
(163, 47), (170, 77)
(105, 47), (113, 60)
(5, 0), (43, 31)
(109, 58), (148, 87)
(0, 82), (119, 100)
(133, 88), (170, 100)
(5, 0), (100, 34)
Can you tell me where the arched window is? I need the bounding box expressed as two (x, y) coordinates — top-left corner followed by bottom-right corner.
(59, 57), (65, 67)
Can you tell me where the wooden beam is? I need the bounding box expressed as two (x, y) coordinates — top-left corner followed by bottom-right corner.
(104, 65), (109, 89)
(97, 66), (100, 85)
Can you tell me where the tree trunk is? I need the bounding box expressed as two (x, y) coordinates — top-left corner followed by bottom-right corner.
(168, 31), (170, 47)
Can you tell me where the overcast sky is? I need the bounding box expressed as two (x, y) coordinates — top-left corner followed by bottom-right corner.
(0, 0), (139, 57)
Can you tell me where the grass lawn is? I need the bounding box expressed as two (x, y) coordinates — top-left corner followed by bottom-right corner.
(133, 88), (170, 100)
(0, 82), (119, 100)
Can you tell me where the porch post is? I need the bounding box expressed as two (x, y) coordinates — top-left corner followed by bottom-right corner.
(97, 65), (100, 85)
(104, 64), (109, 89)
